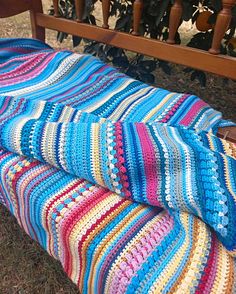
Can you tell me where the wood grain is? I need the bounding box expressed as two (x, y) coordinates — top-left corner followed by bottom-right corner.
(0, 0), (31, 18)
(35, 13), (236, 80)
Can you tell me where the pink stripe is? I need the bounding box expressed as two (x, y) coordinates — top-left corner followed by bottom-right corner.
(0, 52), (49, 79)
(179, 100), (207, 126)
(136, 123), (161, 206)
(97, 209), (157, 292)
(0, 53), (42, 70)
(0, 47), (36, 54)
(0, 98), (25, 124)
(108, 213), (174, 294)
(0, 52), (56, 85)
(0, 96), (11, 114)
(53, 65), (115, 104)
(69, 65), (117, 105)
(0, 151), (13, 210)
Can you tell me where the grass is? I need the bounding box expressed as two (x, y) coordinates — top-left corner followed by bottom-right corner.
(0, 2), (235, 293)
(0, 206), (80, 294)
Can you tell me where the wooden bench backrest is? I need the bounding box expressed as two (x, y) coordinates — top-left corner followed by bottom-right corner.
(0, 0), (236, 80)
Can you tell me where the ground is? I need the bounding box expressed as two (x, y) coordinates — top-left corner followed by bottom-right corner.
(0, 2), (235, 293)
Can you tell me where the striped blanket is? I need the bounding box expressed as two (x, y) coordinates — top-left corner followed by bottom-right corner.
(0, 38), (236, 293)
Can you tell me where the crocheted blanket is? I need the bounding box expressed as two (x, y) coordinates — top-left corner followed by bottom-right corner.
(0, 38), (236, 293)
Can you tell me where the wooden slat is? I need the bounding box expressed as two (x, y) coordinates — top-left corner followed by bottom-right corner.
(52, 0), (60, 17)
(209, 0), (236, 54)
(167, 0), (183, 44)
(132, 0), (143, 36)
(35, 13), (236, 80)
(102, 0), (110, 29)
(75, 0), (85, 22)
(30, 0), (45, 42)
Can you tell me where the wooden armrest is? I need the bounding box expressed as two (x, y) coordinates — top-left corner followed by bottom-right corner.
(217, 126), (236, 143)
(0, 0), (32, 18)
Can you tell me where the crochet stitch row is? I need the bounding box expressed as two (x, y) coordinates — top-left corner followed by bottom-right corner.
(0, 38), (236, 293)
(0, 149), (235, 293)
(0, 96), (235, 252)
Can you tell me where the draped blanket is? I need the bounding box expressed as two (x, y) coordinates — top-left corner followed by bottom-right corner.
(0, 38), (236, 293)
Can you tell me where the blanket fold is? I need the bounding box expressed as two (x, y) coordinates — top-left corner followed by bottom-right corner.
(0, 96), (235, 253)
(0, 38), (236, 293)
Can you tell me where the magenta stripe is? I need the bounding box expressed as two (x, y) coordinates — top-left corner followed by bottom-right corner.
(180, 100), (207, 126)
(0, 53), (56, 85)
(0, 96), (11, 114)
(0, 53), (48, 79)
(161, 94), (189, 123)
(108, 213), (174, 294)
(136, 123), (161, 206)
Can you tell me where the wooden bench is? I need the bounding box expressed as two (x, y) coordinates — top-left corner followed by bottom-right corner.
(1, 0), (236, 142)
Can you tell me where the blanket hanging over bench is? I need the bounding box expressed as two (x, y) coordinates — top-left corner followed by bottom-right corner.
(0, 38), (236, 293)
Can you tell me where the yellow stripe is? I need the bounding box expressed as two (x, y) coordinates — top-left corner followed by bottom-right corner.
(104, 211), (167, 293)
(92, 124), (105, 186)
(173, 216), (209, 293)
(84, 80), (133, 112)
(90, 205), (146, 291)
(143, 93), (176, 122)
